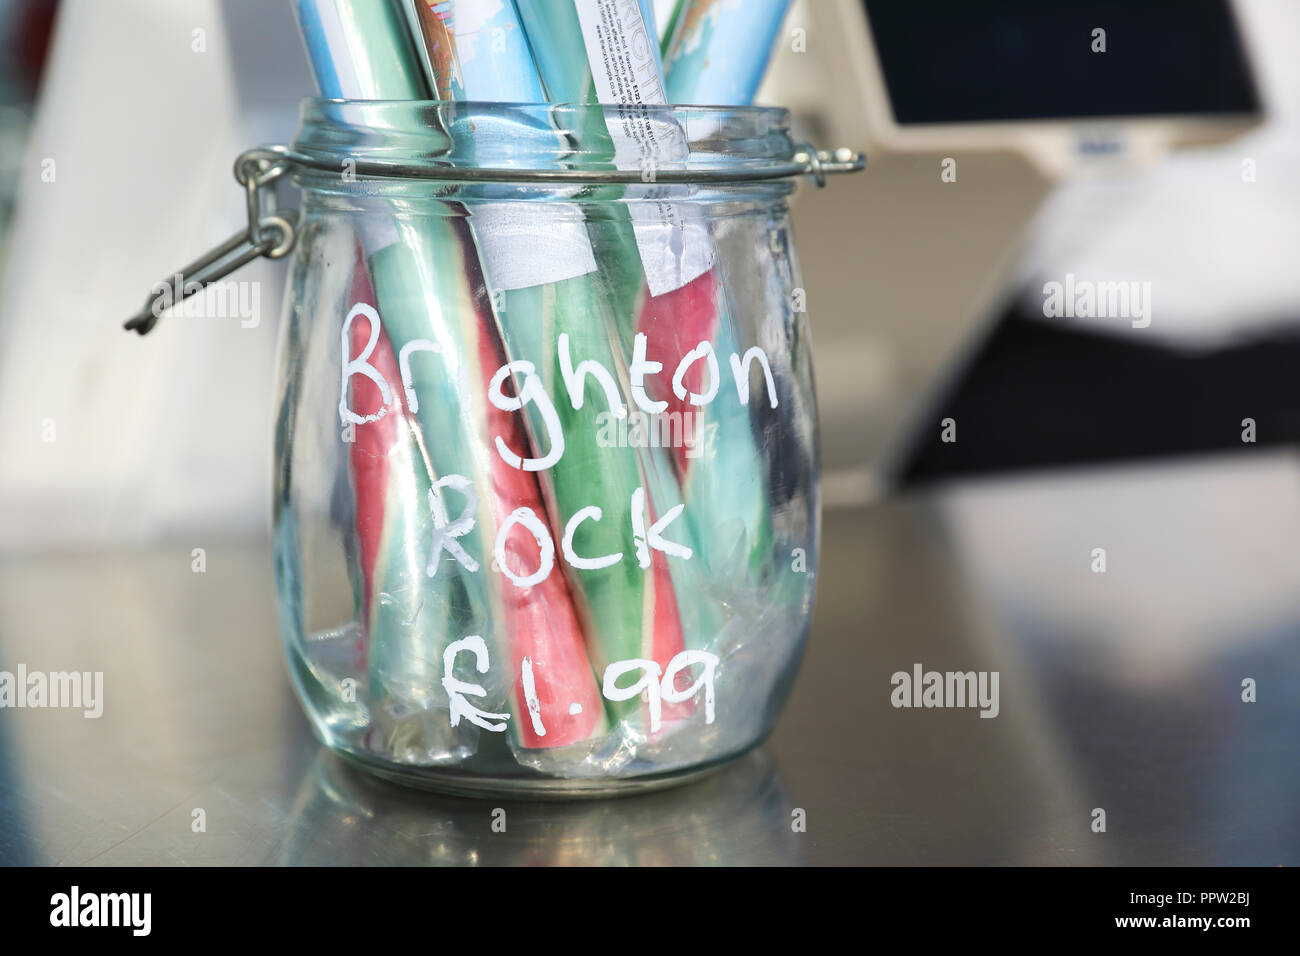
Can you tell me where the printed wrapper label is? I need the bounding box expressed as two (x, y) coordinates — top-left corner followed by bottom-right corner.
(471, 202), (599, 292)
(573, 0), (716, 297)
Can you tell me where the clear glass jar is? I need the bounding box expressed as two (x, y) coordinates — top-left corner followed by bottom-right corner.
(273, 100), (821, 796)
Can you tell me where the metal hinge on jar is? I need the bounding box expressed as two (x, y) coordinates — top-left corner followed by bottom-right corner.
(122, 143), (863, 335)
(124, 149), (298, 335)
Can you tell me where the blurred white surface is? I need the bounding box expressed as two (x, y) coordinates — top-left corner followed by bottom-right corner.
(1015, 0), (1300, 347)
(938, 449), (1300, 681)
(0, 0), (308, 551)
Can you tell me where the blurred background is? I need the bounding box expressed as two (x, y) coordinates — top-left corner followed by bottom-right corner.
(0, 0), (1297, 863)
(1, 0), (1297, 541)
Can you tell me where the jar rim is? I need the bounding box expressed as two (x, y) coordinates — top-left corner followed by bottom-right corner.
(291, 98), (813, 185)
(303, 97), (791, 119)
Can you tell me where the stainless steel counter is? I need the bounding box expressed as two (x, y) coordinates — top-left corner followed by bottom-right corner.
(3, 452), (1298, 865)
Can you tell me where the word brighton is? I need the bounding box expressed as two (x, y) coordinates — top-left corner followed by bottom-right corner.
(0, 665), (103, 718)
(339, 303), (778, 466)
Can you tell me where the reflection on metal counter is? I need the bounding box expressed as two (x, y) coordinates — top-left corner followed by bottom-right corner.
(277, 750), (797, 866)
(2, 451), (1297, 863)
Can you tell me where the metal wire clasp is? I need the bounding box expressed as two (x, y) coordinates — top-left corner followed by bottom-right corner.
(123, 149), (298, 335)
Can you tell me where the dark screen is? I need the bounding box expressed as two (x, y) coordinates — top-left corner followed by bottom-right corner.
(864, 0), (1260, 124)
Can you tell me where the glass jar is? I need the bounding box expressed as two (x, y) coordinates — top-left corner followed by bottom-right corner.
(272, 100), (833, 796)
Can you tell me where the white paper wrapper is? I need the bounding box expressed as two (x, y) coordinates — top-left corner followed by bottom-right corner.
(574, 0), (716, 296)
